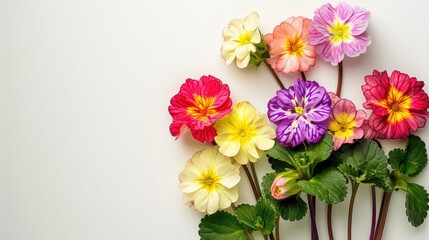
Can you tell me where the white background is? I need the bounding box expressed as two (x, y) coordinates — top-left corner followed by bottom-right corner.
(1, 0), (429, 239)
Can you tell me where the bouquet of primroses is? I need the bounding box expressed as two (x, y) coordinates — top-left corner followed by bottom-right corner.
(168, 2), (429, 240)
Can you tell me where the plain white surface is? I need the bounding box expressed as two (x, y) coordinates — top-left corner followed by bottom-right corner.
(1, 0), (429, 239)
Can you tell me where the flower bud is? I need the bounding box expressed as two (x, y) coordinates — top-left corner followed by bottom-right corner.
(270, 171), (301, 200)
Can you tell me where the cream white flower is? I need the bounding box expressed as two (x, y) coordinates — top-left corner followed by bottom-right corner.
(179, 146), (241, 214)
(221, 11), (262, 68)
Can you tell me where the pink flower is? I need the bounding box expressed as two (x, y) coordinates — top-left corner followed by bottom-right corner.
(168, 75), (232, 143)
(264, 17), (316, 74)
(361, 70), (429, 139)
(270, 171), (301, 200)
(309, 2), (371, 66)
(328, 93), (366, 150)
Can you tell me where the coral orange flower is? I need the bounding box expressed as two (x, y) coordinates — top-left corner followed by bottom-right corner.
(328, 93), (366, 150)
(168, 75), (232, 143)
(264, 16), (316, 74)
(362, 70), (429, 139)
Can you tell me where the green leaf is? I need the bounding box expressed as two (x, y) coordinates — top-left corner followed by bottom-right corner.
(266, 141), (296, 167)
(339, 140), (393, 192)
(235, 205), (258, 232)
(298, 169), (347, 204)
(306, 133), (333, 165)
(255, 199), (277, 235)
(388, 148), (406, 173)
(279, 196), (307, 221)
(261, 173), (280, 212)
(268, 156), (295, 173)
(403, 135), (427, 177)
(405, 182), (429, 227)
(199, 211), (249, 240)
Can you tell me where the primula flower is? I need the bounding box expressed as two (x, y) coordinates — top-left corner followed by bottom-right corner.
(328, 93), (366, 151)
(214, 101), (276, 165)
(168, 75), (232, 143)
(362, 70), (429, 139)
(309, 2), (371, 66)
(264, 16), (316, 73)
(268, 78), (331, 148)
(221, 11), (267, 68)
(179, 146), (241, 214)
(270, 171), (301, 200)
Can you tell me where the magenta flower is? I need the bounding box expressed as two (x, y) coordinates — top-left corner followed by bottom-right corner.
(268, 78), (331, 148)
(308, 2), (371, 66)
(168, 75), (232, 143)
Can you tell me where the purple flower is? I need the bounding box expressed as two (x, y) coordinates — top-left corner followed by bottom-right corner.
(268, 78), (331, 147)
(308, 2), (371, 66)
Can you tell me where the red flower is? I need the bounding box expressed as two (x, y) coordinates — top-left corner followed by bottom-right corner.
(168, 75), (232, 143)
(361, 70), (429, 139)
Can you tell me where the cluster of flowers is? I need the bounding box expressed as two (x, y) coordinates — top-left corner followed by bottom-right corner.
(168, 2), (429, 240)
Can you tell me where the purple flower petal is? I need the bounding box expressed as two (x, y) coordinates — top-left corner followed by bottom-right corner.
(276, 118), (305, 148)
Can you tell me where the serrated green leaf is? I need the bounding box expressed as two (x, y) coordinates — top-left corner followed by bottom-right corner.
(404, 135), (428, 177)
(405, 182), (429, 227)
(339, 140), (393, 191)
(279, 196), (307, 221)
(199, 211), (249, 240)
(266, 141), (296, 167)
(306, 133), (333, 164)
(268, 156), (295, 173)
(388, 148), (406, 172)
(235, 204), (258, 232)
(255, 199), (277, 235)
(261, 173), (280, 212)
(298, 170), (347, 204)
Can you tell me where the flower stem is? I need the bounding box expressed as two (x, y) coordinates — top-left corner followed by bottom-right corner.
(264, 60), (285, 89)
(300, 71), (307, 81)
(327, 204), (334, 240)
(275, 217), (280, 240)
(348, 182), (360, 240)
(336, 61), (343, 96)
(307, 194), (319, 240)
(374, 191), (393, 240)
(250, 162), (262, 199)
(243, 164), (260, 200)
(370, 186), (377, 240)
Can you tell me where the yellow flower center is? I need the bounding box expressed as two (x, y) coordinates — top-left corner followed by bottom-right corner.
(239, 31), (253, 46)
(295, 106), (304, 115)
(378, 87), (412, 124)
(285, 35), (305, 57)
(329, 20), (352, 44)
(187, 95), (217, 122)
(197, 168), (221, 193)
(329, 113), (356, 139)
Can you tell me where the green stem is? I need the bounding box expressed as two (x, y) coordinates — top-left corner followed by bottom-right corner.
(264, 60), (285, 89)
(327, 204), (334, 240)
(374, 191), (393, 240)
(348, 182), (360, 240)
(250, 162), (262, 199)
(336, 61), (343, 96)
(243, 164), (260, 200)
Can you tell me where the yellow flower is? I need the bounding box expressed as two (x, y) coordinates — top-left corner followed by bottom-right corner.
(179, 146), (241, 214)
(214, 101), (276, 164)
(221, 12), (262, 68)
